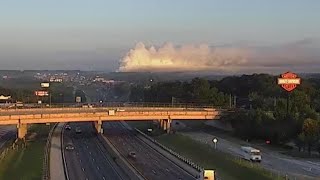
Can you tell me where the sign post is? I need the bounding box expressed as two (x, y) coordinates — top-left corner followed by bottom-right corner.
(212, 138), (218, 149)
(277, 71), (301, 115)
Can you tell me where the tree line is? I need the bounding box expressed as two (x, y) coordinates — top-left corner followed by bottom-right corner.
(129, 73), (320, 155)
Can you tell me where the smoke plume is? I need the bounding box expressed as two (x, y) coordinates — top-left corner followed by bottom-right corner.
(119, 40), (320, 73)
(119, 42), (250, 72)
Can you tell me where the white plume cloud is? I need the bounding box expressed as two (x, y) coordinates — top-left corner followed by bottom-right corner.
(119, 40), (320, 73)
(119, 42), (250, 72)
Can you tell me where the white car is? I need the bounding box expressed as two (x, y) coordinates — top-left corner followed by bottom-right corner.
(65, 144), (75, 150)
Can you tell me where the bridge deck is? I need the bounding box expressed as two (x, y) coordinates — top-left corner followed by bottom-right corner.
(0, 107), (222, 125)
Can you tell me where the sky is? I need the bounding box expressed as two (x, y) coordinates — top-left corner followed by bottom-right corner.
(0, 0), (319, 73)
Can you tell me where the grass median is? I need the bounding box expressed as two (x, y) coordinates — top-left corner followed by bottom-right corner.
(156, 134), (279, 180)
(0, 124), (52, 180)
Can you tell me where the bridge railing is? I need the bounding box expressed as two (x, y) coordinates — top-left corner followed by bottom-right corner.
(0, 102), (226, 111)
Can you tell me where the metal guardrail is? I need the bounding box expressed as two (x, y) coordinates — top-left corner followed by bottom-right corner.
(135, 128), (204, 172)
(42, 123), (58, 180)
(61, 123), (70, 180)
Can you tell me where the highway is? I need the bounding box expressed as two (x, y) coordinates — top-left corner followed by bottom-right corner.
(0, 125), (16, 149)
(103, 121), (196, 180)
(63, 122), (129, 180)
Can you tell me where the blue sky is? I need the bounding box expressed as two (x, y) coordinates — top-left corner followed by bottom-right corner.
(0, 0), (319, 71)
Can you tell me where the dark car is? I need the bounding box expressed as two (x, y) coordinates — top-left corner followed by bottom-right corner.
(75, 127), (82, 134)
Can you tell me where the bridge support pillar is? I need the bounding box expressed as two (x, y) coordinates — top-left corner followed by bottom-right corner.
(94, 121), (102, 133)
(159, 119), (164, 129)
(17, 123), (28, 139)
(166, 119), (172, 134)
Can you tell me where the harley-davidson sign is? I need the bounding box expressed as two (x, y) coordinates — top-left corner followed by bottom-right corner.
(278, 72), (301, 92)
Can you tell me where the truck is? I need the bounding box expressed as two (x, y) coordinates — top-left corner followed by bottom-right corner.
(240, 146), (262, 162)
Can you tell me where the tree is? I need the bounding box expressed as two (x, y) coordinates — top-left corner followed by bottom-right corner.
(295, 133), (305, 152)
(302, 118), (320, 155)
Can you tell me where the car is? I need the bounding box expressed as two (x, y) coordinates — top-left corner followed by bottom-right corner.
(65, 125), (71, 130)
(128, 151), (136, 159)
(75, 127), (82, 134)
(65, 144), (75, 150)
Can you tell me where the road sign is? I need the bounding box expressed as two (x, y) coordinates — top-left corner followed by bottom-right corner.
(41, 82), (50, 88)
(35, 91), (49, 96)
(212, 138), (218, 149)
(278, 72), (301, 92)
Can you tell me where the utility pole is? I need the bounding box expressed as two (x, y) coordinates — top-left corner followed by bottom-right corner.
(229, 94), (232, 108)
(234, 95), (237, 108)
(286, 93), (290, 116)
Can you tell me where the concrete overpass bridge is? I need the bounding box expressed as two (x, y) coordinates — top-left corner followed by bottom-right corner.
(0, 104), (225, 139)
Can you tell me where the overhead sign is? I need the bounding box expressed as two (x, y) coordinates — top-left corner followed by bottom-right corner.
(41, 82), (50, 88)
(35, 91), (49, 96)
(278, 71), (301, 92)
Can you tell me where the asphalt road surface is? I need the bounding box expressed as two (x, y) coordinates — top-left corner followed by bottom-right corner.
(103, 121), (196, 180)
(0, 125), (16, 149)
(63, 122), (129, 180)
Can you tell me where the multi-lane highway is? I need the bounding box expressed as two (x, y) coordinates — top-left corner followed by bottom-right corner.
(103, 121), (196, 180)
(63, 122), (130, 180)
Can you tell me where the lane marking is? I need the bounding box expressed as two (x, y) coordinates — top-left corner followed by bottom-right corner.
(82, 167), (85, 171)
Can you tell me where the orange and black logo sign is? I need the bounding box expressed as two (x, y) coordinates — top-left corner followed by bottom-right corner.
(277, 71), (301, 92)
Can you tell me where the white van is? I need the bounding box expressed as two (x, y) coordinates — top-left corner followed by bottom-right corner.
(240, 146), (262, 162)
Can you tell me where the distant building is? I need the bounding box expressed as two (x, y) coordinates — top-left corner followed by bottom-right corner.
(0, 95), (12, 103)
(93, 76), (105, 82)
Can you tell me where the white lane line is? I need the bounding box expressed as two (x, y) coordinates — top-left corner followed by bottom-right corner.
(97, 166), (100, 170)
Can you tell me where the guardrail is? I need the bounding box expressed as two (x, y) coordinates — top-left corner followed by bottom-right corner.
(135, 128), (204, 172)
(61, 123), (70, 180)
(42, 123), (58, 180)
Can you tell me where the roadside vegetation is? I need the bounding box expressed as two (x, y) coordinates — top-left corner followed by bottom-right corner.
(156, 134), (280, 180)
(0, 124), (52, 180)
(129, 74), (320, 157)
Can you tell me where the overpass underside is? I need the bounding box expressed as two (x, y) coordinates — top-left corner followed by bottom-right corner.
(0, 108), (221, 139)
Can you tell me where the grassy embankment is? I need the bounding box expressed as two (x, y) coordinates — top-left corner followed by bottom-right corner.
(0, 124), (52, 180)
